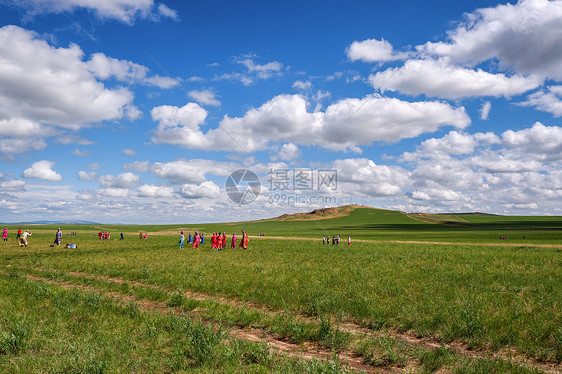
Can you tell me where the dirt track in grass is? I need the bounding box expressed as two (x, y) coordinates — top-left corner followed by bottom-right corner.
(1, 267), (377, 373)
(3, 264), (560, 374)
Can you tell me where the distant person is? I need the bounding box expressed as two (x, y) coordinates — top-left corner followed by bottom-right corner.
(322, 235), (326, 245)
(19, 230), (31, 247)
(221, 232), (226, 250)
(188, 233), (192, 243)
(144, 233), (148, 239)
(55, 228), (62, 246)
(139, 232), (143, 239)
(239, 230), (248, 249)
(211, 233), (217, 249)
(16, 228), (22, 240)
(120, 232), (124, 240)
(193, 231), (200, 248)
(201, 234), (205, 244)
(231, 232), (236, 248)
(179, 230), (184, 249)
(348, 236), (351, 246)
(2, 228), (7, 242)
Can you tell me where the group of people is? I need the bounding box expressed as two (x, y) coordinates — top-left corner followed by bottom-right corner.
(3, 227), (31, 247)
(179, 230), (248, 250)
(211, 232), (228, 250)
(97, 231), (111, 240)
(322, 235), (351, 246)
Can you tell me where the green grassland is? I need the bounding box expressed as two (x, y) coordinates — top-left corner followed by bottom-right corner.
(5, 205), (562, 243)
(0, 206), (561, 372)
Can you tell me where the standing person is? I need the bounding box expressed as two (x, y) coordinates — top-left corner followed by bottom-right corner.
(139, 232), (143, 239)
(55, 228), (62, 246)
(193, 231), (200, 248)
(16, 228), (22, 240)
(120, 232), (124, 240)
(231, 232), (236, 248)
(348, 236), (351, 246)
(221, 232), (227, 250)
(322, 235), (326, 245)
(201, 233), (205, 244)
(2, 228), (7, 242)
(19, 230), (31, 247)
(188, 233), (192, 243)
(179, 230), (185, 249)
(211, 233), (217, 249)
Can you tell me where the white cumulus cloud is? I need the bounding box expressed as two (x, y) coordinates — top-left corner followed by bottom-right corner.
(188, 89), (221, 106)
(99, 172), (140, 188)
(369, 59), (541, 99)
(151, 94), (470, 153)
(347, 38), (407, 63)
(417, 0), (562, 80)
(137, 184), (175, 198)
(23, 160), (62, 181)
(180, 181), (220, 199)
(4, 0), (179, 24)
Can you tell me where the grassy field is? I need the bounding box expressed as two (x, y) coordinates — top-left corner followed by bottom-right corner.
(1, 206), (561, 373)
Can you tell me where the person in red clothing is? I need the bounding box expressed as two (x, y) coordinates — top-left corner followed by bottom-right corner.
(239, 230), (249, 249)
(211, 233), (217, 249)
(193, 231), (200, 248)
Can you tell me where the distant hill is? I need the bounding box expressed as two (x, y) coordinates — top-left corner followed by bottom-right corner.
(272, 204), (365, 221)
(438, 212), (499, 216)
(5, 220), (99, 225)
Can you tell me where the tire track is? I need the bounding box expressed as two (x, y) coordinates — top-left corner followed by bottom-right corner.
(3, 264), (559, 374)
(0, 267), (376, 373)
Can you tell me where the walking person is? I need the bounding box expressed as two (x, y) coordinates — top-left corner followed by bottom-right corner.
(231, 233), (236, 249)
(16, 228), (22, 240)
(239, 230), (249, 249)
(2, 228), (7, 242)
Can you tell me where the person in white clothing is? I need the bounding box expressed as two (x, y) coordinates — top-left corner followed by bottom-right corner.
(19, 230), (31, 247)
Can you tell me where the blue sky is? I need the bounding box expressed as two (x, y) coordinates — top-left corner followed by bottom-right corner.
(1, 0), (562, 224)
